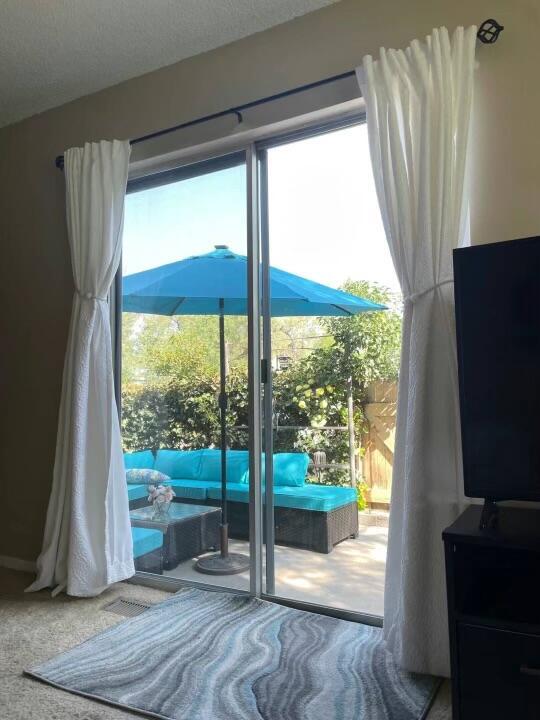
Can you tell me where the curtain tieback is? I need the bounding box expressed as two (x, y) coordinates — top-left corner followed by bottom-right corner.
(404, 278), (454, 304)
(76, 289), (107, 302)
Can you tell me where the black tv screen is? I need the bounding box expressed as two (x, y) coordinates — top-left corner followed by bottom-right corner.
(454, 236), (540, 501)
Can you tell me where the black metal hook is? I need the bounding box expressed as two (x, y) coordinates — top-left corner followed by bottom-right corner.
(477, 18), (504, 44)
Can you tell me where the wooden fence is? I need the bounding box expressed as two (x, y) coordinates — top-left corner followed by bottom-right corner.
(361, 381), (397, 508)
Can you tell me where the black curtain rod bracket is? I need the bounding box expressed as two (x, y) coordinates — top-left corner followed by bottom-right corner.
(55, 18), (503, 171)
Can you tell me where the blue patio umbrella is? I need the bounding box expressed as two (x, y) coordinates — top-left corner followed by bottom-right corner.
(123, 245), (385, 574)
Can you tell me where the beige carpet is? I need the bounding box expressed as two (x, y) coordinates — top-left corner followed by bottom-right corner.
(0, 568), (451, 719)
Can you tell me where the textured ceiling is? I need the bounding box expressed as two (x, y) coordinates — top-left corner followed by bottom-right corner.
(0, 0), (338, 128)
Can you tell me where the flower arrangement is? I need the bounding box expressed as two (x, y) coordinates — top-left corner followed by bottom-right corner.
(147, 484), (176, 518)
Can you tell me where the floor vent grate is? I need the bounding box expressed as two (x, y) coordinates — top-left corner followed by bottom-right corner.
(103, 597), (154, 617)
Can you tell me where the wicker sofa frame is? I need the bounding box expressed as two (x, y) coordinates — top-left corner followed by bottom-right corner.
(133, 546), (164, 575)
(209, 498), (359, 554)
(130, 495), (358, 554)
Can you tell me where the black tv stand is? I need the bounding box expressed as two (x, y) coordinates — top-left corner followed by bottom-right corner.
(479, 498), (498, 530)
(443, 505), (540, 719)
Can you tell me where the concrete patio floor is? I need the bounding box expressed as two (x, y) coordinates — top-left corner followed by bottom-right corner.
(163, 515), (388, 617)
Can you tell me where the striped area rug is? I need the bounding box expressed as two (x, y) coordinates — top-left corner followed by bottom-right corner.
(26, 588), (439, 720)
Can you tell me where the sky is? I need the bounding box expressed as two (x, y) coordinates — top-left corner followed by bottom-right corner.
(123, 123), (400, 294)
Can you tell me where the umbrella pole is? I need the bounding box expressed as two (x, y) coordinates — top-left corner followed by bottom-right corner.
(195, 299), (250, 575)
(218, 300), (228, 557)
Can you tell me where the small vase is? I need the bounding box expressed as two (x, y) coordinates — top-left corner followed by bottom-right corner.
(152, 499), (171, 520)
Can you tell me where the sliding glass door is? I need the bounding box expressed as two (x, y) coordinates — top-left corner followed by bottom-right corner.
(120, 119), (397, 621)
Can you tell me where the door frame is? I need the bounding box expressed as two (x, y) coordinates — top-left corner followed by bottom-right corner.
(117, 111), (382, 627)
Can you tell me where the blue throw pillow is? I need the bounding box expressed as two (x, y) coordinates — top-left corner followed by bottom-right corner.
(126, 469), (171, 485)
(124, 450), (155, 470)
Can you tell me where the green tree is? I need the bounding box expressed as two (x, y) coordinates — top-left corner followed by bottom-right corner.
(276, 282), (401, 430)
(322, 280), (401, 393)
(122, 313), (252, 383)
(122, 312), (331, 386)
(275, 281), (401, 486)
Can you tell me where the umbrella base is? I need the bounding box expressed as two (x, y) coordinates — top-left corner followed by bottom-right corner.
(195, 552), (250, 576)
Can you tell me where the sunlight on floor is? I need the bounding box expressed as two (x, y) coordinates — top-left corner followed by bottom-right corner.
(164, 521), (387, 617)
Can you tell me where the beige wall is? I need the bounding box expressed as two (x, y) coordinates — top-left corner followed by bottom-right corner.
(1, 0), (538, 561)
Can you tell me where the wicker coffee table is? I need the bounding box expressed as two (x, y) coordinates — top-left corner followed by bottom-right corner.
(130, 503), (221, 571)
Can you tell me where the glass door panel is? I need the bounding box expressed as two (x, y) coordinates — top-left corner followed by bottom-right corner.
(121, 151), (253, 592)
(259, 123), (399, 617)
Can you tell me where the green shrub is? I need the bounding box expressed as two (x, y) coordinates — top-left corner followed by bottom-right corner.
(357, 482), (368, 511)
(121, 370), (355, 486)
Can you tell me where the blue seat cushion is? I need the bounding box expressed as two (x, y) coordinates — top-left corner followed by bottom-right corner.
(127, 483), (149, 502)
(206, 482), (246, 504)
(273, 485), (357, 511)
(168, 479), (214, 502)
(124, 450), (155, 470)
(131, 527), (163, 558)
(154, 450), (202, 480)
(207, 483), (356, 512)
(199, 449), (249, 484)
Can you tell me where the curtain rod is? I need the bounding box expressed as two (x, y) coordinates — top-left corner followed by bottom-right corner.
(54, 18), (503, 171)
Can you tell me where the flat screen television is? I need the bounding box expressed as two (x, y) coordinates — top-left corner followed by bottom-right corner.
(454, 236), (540, 502)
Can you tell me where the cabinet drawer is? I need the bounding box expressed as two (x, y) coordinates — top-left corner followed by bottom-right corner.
(458, 624), (540, 720)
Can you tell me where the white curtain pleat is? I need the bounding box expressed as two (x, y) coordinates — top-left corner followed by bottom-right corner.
(357, 26), (476, 676)
(27, 140), (133, 597)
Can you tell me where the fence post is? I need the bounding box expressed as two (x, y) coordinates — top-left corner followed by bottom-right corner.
(363, 380), (397, 508)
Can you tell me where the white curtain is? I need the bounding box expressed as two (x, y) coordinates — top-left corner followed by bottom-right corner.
(27, 140), (133, 597)
(357, 26), (476, 676)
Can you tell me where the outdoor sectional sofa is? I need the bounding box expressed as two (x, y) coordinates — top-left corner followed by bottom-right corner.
(125, 449), (358, 553)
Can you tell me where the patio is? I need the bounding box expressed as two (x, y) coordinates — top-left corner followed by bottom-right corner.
(162, 512), (388, 617)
